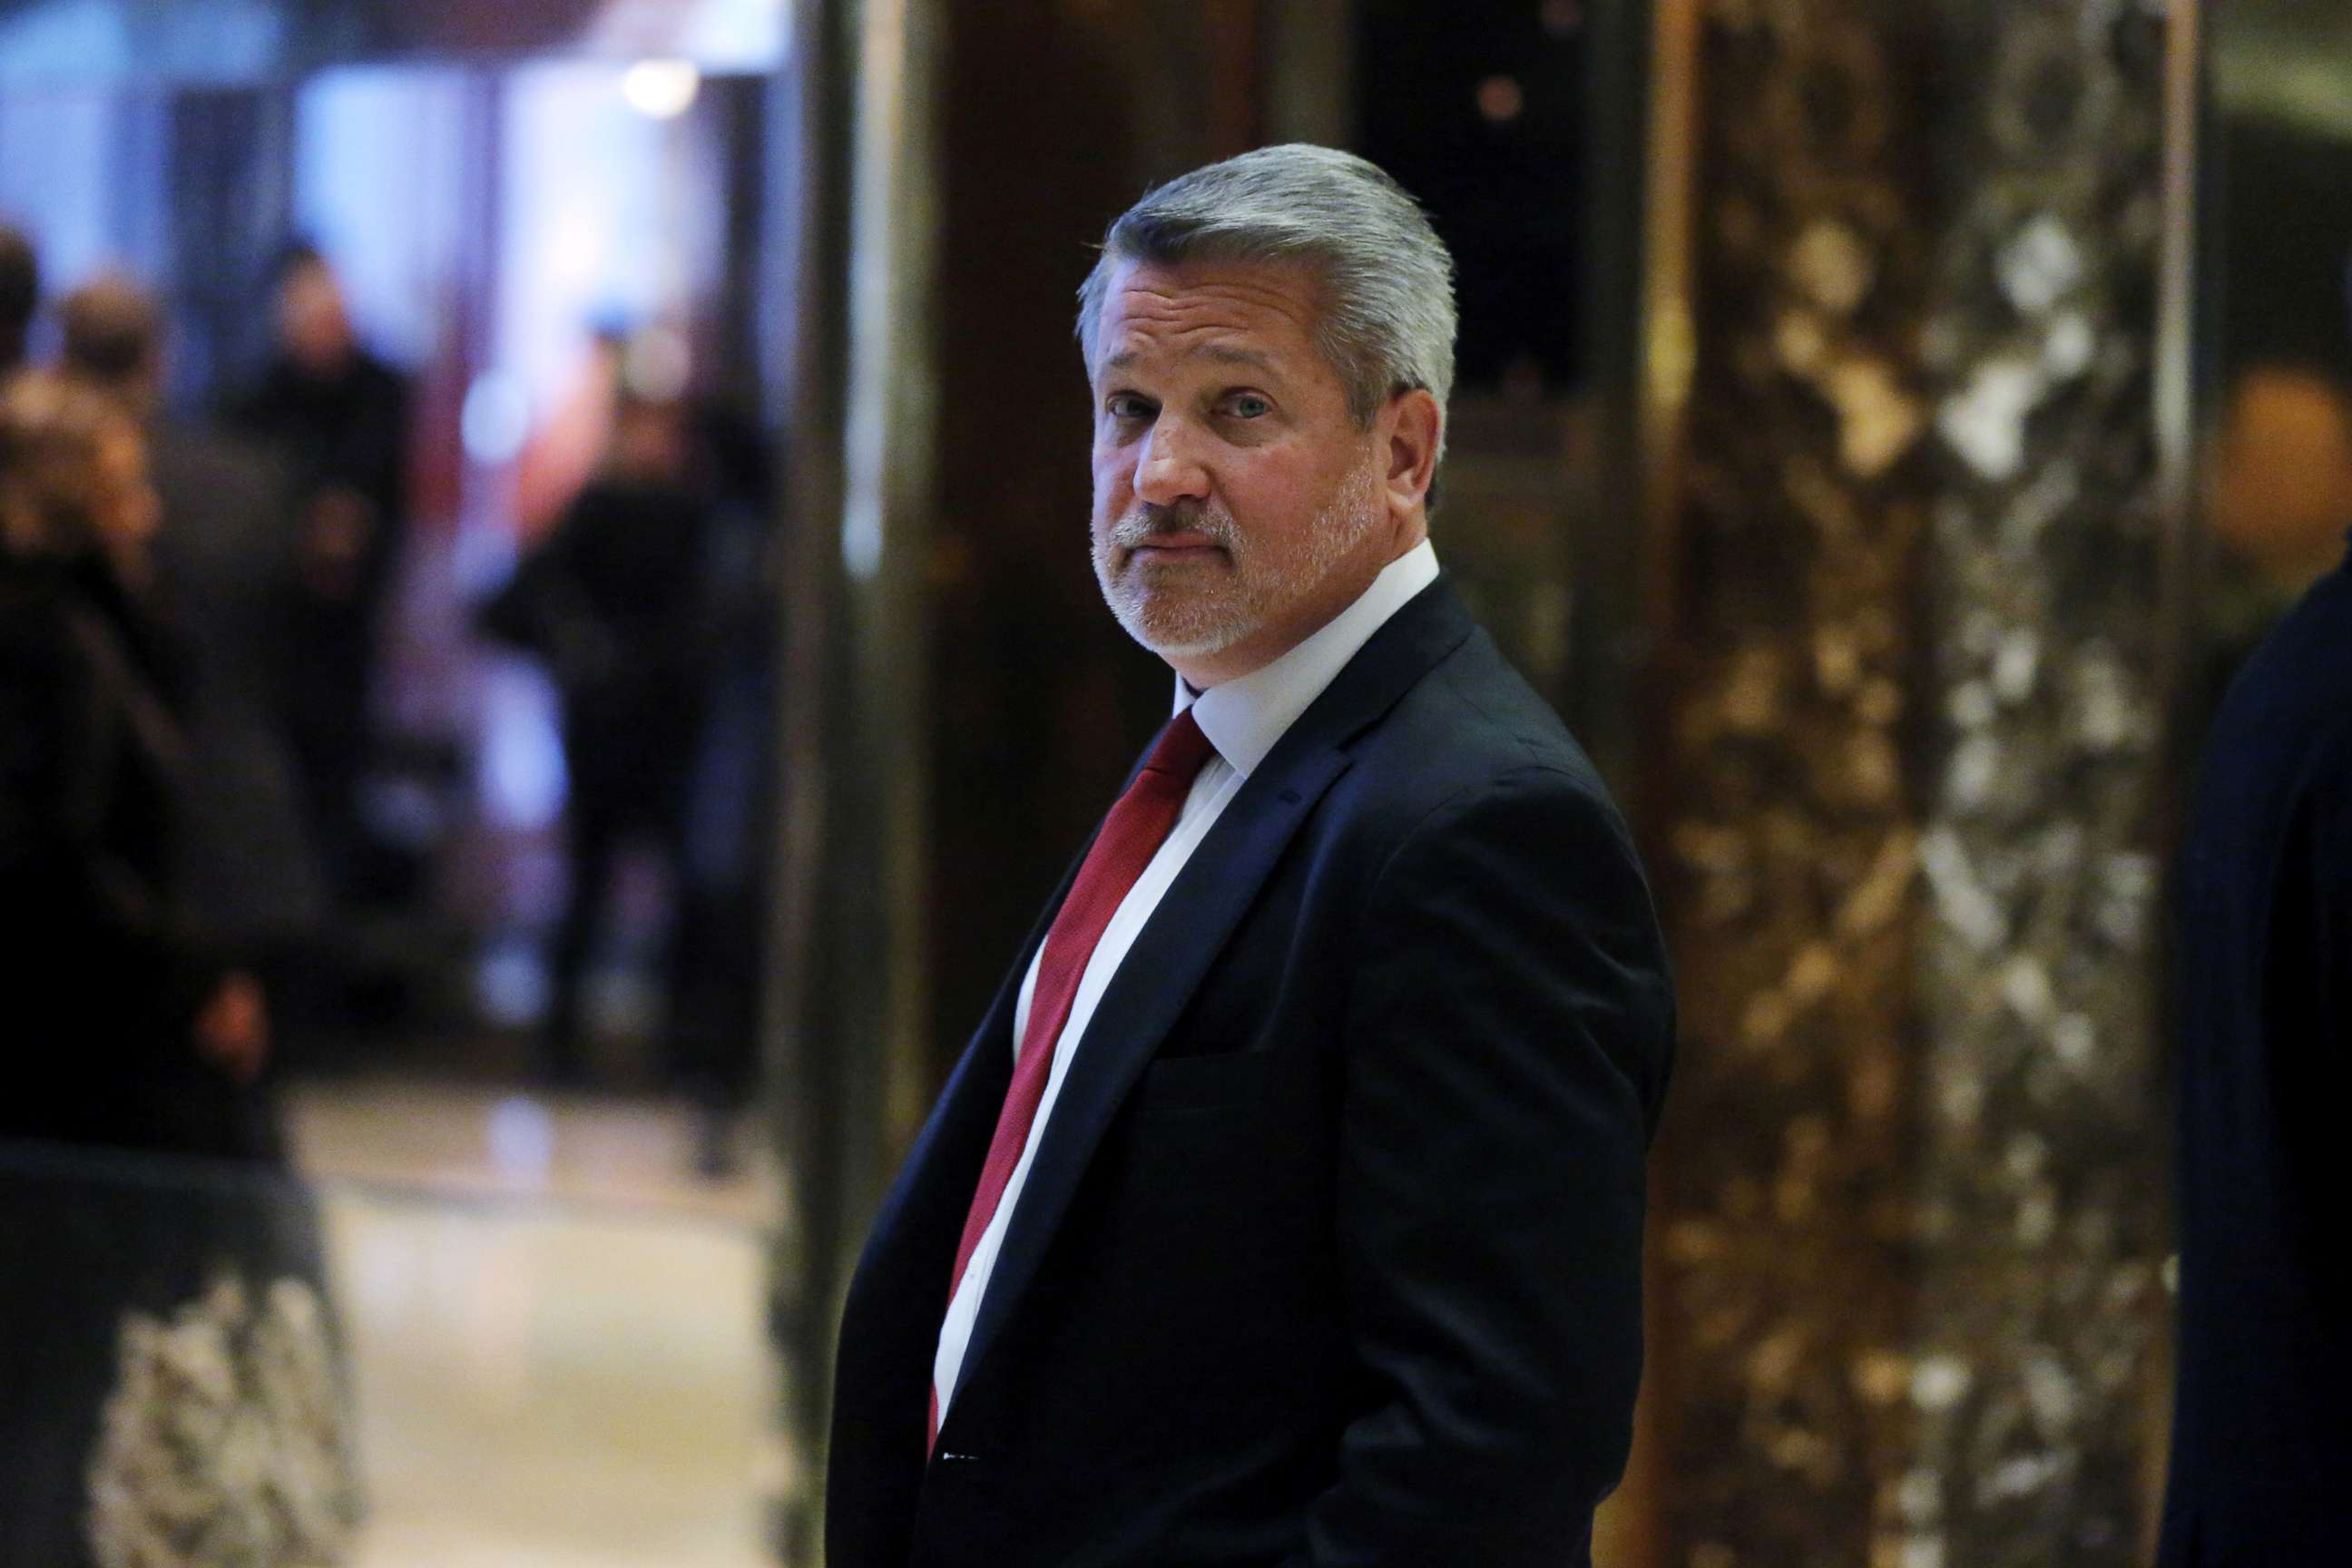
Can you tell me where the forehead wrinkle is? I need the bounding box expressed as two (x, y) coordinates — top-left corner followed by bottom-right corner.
(1098, 281), (1320, 388)
(1109, 260), (1318, 328)
(1111, 295), (1309, 341)
(1120, 253), (1317, 301)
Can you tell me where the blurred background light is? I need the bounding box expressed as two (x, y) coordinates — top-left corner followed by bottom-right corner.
(487, 1096), (558, 1179)
(622, 58), (701, 120)
(622, 323), (692, 402)
(1477, 74), (1524, 124)
(462, 370), (534, 465)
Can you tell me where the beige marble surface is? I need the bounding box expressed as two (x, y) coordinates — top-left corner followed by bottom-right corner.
(288, 1081), (781, 1568)
(289, 1079), (773, 1227)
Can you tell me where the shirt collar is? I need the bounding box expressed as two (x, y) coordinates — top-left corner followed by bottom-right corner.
(1175, 539), (1440, 778)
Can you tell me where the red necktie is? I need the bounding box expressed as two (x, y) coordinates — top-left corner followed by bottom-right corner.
(930, 709), (1217, 1450)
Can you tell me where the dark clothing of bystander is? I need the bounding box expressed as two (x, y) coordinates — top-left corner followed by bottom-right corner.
(0, 554), (268, 1160)
(146, 419), (324, 960)
(483, 475), (713, 1082)
(0, 551), (338, 1567)
(2161, 542), (2352, 1566)
(229, 349), (411, 899)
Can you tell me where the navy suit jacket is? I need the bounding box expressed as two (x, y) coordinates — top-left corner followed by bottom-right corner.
(827, 578), (1675, 1567)
(2161, 549), (2352, 1566)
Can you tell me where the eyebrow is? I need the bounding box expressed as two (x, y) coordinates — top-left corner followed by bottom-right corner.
(1102, 345), (1277, 373)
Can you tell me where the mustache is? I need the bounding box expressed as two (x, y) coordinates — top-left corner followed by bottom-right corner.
(1107, 503), (1240, 552)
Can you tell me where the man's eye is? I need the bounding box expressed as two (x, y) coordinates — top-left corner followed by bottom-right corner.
(1225, 393), (1271, 418)
(1106, 395), (1153, 421)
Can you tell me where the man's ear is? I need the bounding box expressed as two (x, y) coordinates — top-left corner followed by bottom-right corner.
(1382, 388), (1441, 516)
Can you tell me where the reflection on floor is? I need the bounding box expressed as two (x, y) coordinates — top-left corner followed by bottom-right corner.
(288, 1080), (779, 1568)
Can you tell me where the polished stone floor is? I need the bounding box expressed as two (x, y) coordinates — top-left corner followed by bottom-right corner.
(287, 1080), (779, 1568)
(286, 1077), (1646, 1567)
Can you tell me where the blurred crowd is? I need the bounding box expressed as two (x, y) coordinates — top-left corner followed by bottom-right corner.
(0, 220), (776, 1181)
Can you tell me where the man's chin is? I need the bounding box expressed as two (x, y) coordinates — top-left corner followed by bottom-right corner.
(1110, 599), (1257, 663)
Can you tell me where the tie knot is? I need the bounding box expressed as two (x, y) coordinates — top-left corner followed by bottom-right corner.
(1140, 708), (1216, 786)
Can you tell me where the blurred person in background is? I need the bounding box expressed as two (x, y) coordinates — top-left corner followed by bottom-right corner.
(0, 377), (355, 1568)
(510, 323), (628, 544)
(61, 273), (326, 1073)
(2161, 486), (2352, 1554)
(2207, 367), (2352, 591)
(229, 240), (412, 925)
(2193, 363), (2352, 717)
(0, 370), (275, 1153)
(667, 416), (780, 1175)
(0, 221), (35, 378)
(482, 382), (715, 1090)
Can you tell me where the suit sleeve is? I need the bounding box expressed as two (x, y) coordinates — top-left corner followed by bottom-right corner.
(1289, 765), (1673, 1566)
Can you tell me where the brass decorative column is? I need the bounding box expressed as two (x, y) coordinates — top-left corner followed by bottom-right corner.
(767, 0), (944, 1559)
(1648, 2), (2197, 1563)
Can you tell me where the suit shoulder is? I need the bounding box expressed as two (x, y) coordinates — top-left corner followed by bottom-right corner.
(1338, 627), (1628, 848)
(1375, 626), (1606, 789)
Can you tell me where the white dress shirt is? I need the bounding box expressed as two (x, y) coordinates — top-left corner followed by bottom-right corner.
(931, 539), (1442, 1424)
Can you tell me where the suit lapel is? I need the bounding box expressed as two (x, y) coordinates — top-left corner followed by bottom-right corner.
(946, 577), (1478, 1415)
(848, 818), (1095, 1343)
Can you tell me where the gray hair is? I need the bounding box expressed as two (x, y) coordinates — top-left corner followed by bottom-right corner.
(1076, 144), (1456, 467)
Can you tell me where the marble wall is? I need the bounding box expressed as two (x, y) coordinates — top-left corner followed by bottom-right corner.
(1652, 2), (2186, 1563)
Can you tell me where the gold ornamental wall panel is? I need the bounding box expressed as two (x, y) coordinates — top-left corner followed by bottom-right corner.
(1651, 2), (2189, 1563)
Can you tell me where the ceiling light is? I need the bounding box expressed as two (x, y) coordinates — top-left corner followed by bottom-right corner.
(622, 59), (701, 120)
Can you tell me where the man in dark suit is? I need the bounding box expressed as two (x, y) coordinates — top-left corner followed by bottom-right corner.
(2160, 535), (2352, 1566)
(229, 241), (412, 912)
(828, 144), (1674, 1567)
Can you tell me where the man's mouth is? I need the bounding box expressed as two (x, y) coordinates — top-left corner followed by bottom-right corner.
(1128, 532), (1223, 559)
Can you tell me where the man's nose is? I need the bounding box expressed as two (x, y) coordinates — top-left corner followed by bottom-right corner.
(1133, 417), (1210, 506)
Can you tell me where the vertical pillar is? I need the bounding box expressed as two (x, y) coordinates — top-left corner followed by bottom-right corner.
(1648, 2), (2195, 1564)
(767, 2), (1283, 1550)
(765, 0), (942, 1559)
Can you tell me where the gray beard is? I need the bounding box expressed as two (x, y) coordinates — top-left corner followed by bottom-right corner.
(1094, 467), (1383, 662)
